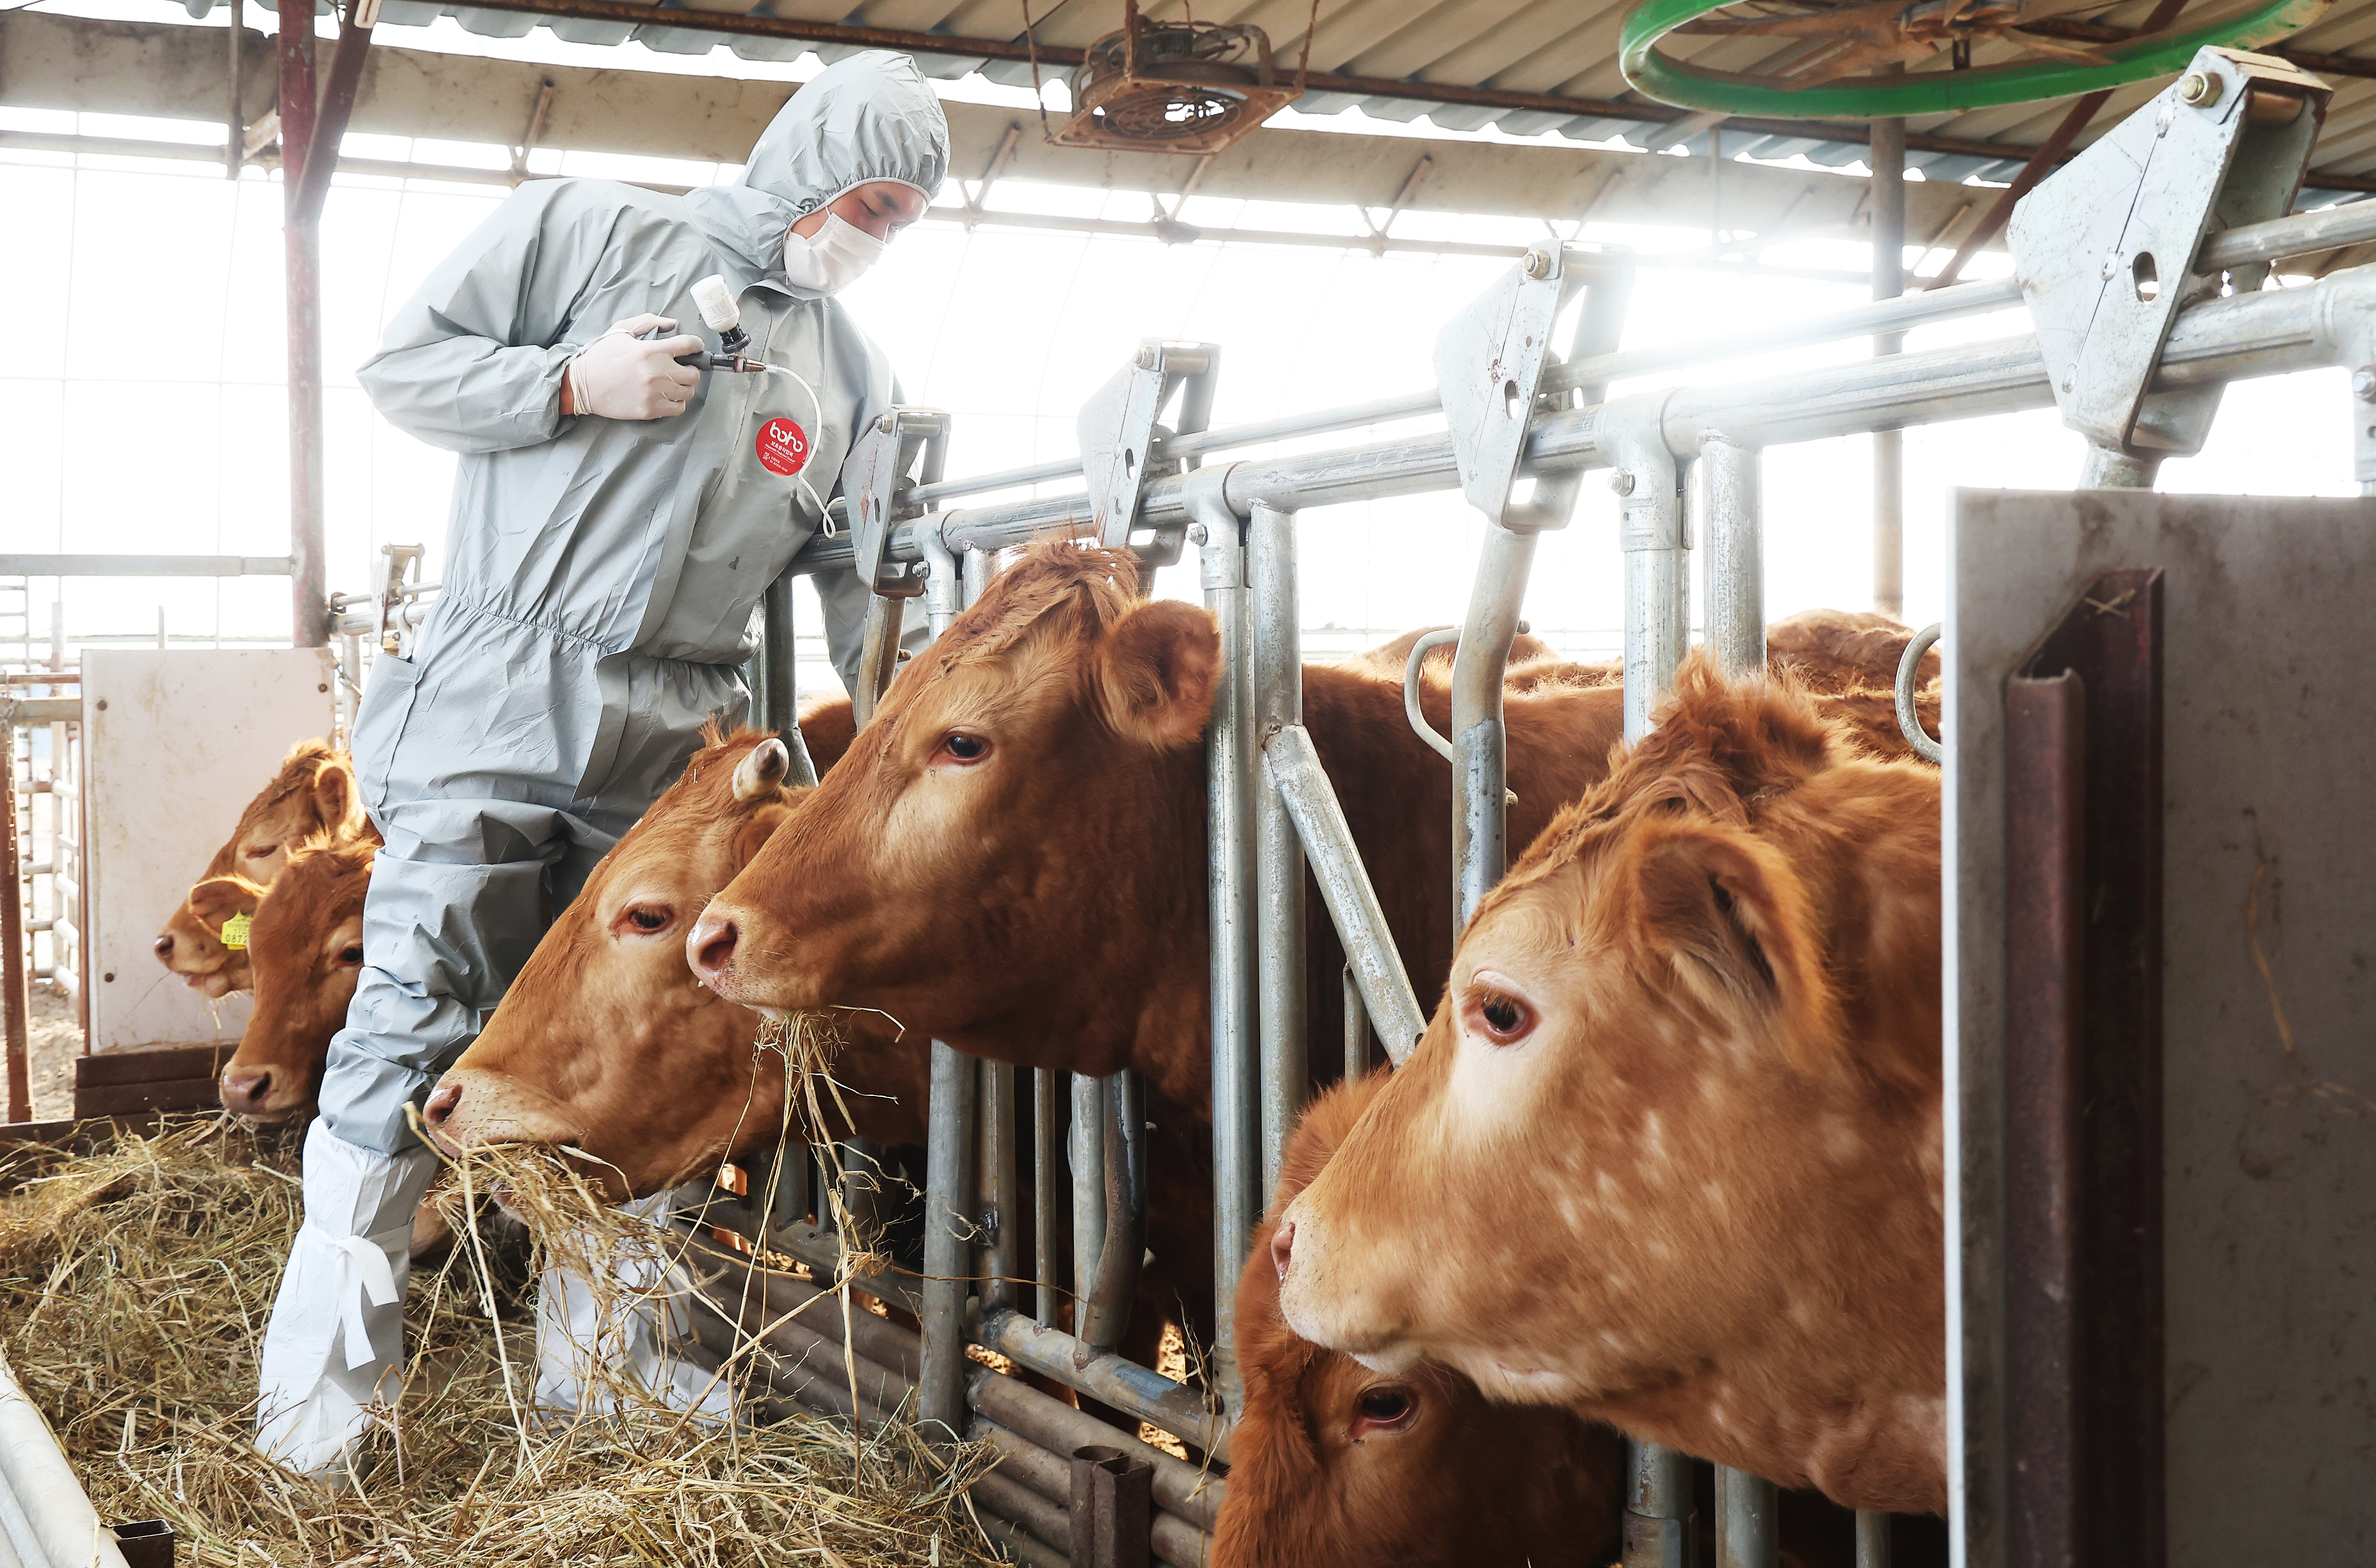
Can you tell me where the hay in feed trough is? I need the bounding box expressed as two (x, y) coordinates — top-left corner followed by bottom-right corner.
(0, 1115), (1008, 1567)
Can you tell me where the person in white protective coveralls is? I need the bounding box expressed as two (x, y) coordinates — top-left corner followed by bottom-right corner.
(254, 49), (946, 1477)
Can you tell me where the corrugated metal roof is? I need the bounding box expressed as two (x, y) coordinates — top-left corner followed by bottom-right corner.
(177, 0), (2376, 195)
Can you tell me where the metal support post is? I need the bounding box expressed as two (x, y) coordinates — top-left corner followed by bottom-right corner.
(1068, 1445), (1154, 1568)
(1080, 1070), (1144, 1353)
(852, 595), (903, 728)
(1602, 394), (1687, 744)
(2, 721), (26, 1125)
(1342, 965), (1369, 1082)
(1715, 1466), (1777, 1568)
(1625, 1441), (1692, 1568)
(1696, 433), (1764, 679)
(1871, 114), (1907, 622)
(978, 1059), (1019, 1314)
(1070, 1071), (1108, 1327)
(2079, 446), (2165, 491)
(1449, 524), (1538, 932)
(839, 1135), (885, 1247)
(2352, 358), (2376, 498)
(756, 571), (817, 786)
(225, 0), (244, 181)
(1247, 493), (1306, 1203)
(1033, 1067), (1067, 1327)
(1855, 1512), (1892, 1568)
(279, 7), (327, 649)
(1188, 468), (1258, 1418)
(917, 1042), (977, 1440)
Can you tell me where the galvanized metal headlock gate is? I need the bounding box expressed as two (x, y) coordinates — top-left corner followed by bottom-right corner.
(699, 48), (2376, 1567)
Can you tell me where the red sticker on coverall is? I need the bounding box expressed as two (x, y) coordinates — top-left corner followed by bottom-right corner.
(756, 417), (810, 475)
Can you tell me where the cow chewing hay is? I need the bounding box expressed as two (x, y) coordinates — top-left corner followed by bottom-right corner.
(0, 1116), (1008, 1567)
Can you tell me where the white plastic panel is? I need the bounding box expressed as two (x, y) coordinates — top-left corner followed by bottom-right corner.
(82, 648), (338, 1052)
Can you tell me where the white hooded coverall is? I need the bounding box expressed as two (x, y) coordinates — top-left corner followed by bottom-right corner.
(256, 49), (946, 1473)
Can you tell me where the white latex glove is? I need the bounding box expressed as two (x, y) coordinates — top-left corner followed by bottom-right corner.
(567, 313), (704, 420)
(532, 1190), (734, 1425)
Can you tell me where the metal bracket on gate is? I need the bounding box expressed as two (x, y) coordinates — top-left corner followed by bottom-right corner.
(841, 407), (949, 597)
(2010, 47), (2328, 459)
(1434, 243), (1587, 528)
(1078, 340), (1221, 563)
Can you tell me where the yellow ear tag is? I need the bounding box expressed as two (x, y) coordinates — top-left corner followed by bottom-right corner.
(219, 913), (252, 951)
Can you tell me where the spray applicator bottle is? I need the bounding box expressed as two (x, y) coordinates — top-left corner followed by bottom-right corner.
(679, 275), (771, 373)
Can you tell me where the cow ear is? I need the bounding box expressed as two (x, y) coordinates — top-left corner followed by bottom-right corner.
(313, 757), (359, 832)
(1630, 824), (1839, 1071)
(187, 874), (265, 931)
(1092, 599), (1220, 749)
(734, 737), (791, 803)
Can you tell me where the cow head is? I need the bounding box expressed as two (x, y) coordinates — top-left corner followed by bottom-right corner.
(422, 713), (910, 1200)
(686, 543), (1219, 1097)
(180, 877), (258, 998)
(215, 835), (373, 1122)
(1271, 659), (1949, 1514)
(155, 740), (366, 994)
(1216, 1073), (1622, 1568)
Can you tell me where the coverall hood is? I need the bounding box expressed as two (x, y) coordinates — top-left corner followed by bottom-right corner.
(683, 50), (950, 298)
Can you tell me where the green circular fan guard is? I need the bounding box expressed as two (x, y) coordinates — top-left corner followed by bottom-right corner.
(1618, 0), (2331, 119)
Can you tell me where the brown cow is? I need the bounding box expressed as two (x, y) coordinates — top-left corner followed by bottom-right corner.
(205, 834), (376, 1121)
(1335, 625), (1558, 684)
(1271, 657), (1946, 1514)
(683, 542), (1628, 1119)
(155, 740), (370, 997)
(1219, 1071), (1624, 1568)
(419, 709), (952, 1200)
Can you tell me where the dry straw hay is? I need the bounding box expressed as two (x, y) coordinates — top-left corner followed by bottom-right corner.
(0, 1112), (1007, 1568)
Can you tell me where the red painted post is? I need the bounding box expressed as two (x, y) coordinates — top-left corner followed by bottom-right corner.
(2, 722), (29, 1124)
(280, 4), (329, 649)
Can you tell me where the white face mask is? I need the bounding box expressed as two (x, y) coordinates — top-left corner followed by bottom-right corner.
(782, 211), (889, 295)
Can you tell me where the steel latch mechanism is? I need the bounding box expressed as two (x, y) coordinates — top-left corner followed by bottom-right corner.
(2011, 46), (2328, 460)
(1077, 340), (1221, 563)
(1434, 243), (1588, 529)
(841, 407), (949, 598)
(375, 542), (425, 656)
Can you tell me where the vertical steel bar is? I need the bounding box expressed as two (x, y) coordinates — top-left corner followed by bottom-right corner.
(1605, 396), (1685, 745)
(279, 7), (327, 650)
(1341, 964), (1368, 1083)
(2004, 669), (2086, 1568)
(963, 545), (992, 604)
(1033, 1067), (1066, 1328)
(1248, 495), (1306, 1203)
(1071, 1071), (1107, 1322)
(2079, 447), (2164, 491)
(1625, 1441), (1691, 1568)
(1068, 1446), (1154, 1568)
(2, 723), (27, 1125)
(1856, 1512), (1892, 1568)
(978, 1059), (1019, 1314)
(758, 571), (816, 786)
(1191, 475), (1259, 1418)
(1697, 435), (1764, 679)
(225, 0), (244, 181)
(839, 1136), (884, 1249)
(917, 1042), (977, 1439)
(1715, 1466), (1777, 1568)
(851, 595), (901, 728)
(1080, 1070), (1143, 1352)
(1449, 524), (1538, 932)
(1870, 114), (1907, 621)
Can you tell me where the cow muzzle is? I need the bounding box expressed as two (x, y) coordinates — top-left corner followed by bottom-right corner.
(218, 1063), (310, 1123)
(1272, 1197), (1422, 1373)
(419, 1067), (583, 1158)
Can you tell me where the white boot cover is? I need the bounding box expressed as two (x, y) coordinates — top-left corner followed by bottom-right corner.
(256, 1120), (438, 1477)
(532, 1191), (735, 1424)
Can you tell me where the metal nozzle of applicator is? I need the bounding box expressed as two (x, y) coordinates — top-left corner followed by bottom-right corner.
(681, 275), (769, 372)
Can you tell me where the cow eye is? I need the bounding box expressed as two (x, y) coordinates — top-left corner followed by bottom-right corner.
(337, 946), (364, 966)
(1465, 980), (1535, 1045)
(1353, 1386), (1416, 1433)
(937, 732), (991, 765)
(245, 844), (276, 859)
(620, 905), (672, 934)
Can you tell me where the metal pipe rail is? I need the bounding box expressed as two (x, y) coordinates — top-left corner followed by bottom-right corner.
(821, 198), (2376, 527)
(793, 262), (2376, 584)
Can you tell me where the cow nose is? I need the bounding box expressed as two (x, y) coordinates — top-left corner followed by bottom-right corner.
(1271, 1219), (1296, 1282)
(424, 1079), (463, 1128)
(154, 934), (174, 958)
(687, 910), (741, 980)
(219, 1067), (271, 1113)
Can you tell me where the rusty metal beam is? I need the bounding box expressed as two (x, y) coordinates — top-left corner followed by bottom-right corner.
(291, 0), (374, 225)
(2004, 568), (2166, 1568)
